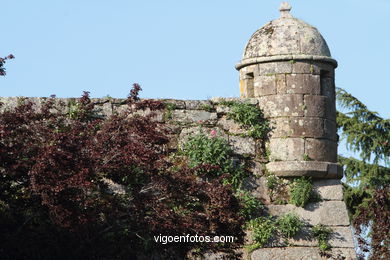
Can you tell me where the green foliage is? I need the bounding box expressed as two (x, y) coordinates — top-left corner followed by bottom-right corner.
(236, 190), (263, 220)
(183, 132), (232, 173)
(276, 213), (304, 238)
(247, 213), (304, 250)
(311, 224), (332, 252)
(289, 177), (316, 207)
(265, 173), (280, 190)
(337, 87), (389, 165)
(163, 102), (176, 120)
(221, 101), (271, 139)
(337, 88), (390, 258)
(182, 131), (246, 190)
(199, 103), (214, 112)
(247, 216), (276, 248)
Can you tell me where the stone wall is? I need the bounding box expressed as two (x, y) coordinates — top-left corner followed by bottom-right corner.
(0, 96), (356, 259)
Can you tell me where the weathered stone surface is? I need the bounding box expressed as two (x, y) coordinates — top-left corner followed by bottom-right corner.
(162, 99), (186, 109)
(270, 117), (325, 138)
(242, 175), (271, 203)
(240, 78), (254, 98)
(229, 135), (256, 155)
(258, 94), (304, 117)
(324, 119), (337, 141)
(129, 108), (164, 122)
(239, 64), (257, 76)
(96, 102), (112, 117)
(251, 247), (356, 260)
(215, 105), (231, 113)
(312, 61), (335, 78)
(304, 95), (327, 118)
(320, 76), (335, 98)
(258, 61), (293, 75)
(285, 74), (321, 94)
(305, 138), (337, 162)
(327, 163), (343, 179)
(325, 96), (336, 121)
(242, 13), (332, 60)
(210, 97), (258, 105)
(267, 201), (350, 226)
(329, 227), (355, 248)
(268, 138), (304, 161)
(217, 116), (246, 135)
(279, 226), (355, 248)
(184, 100), (213, 110)
(292, 61), (314, 74)
(113, 104), (129, 114)
(254, 75), (276, 96)
(313, 179), (343, 201)
(172, 110), (217, 124)
(266, 161), (333, 178)
(275, 74), (287, 94)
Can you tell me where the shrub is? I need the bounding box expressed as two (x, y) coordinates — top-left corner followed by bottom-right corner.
(312, 224), (332, 252)
(0, 85), (245, 259)
(236, 190), (263, 220)
(276, 213), (303, 238)
(182, 131), (246, 190)
(289, 177), (318, 207)
(222, 101), (271, 140)
(247, 216), (276, 248)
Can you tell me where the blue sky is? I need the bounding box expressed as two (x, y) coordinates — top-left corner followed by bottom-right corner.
(1, 0), (389, 123)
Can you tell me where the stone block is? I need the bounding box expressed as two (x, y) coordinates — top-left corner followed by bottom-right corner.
(268, 138), (304, 161)
(285, 74), (321, 95)
(217, 116), (246, 135)
(240, 78), (254, 98)
(172, 110), (217, 124)
(254, 75), (276, 96)
(101, 102), (113, 117)
(327, 163), (343, 179)
(313, 179), (343, 201)
(304, 95), (327, 118)
(184, 100), (213, 110)
(280, 226), (354, 248)
(251, 247), (356, 260)
(229, 135), (256, 155)
(270, 117), (325, 138)
(312, 61), (335, 78)
(320, 77), (335, 99)
(292, 61), (313, 74)
(276, 74), (287, 93)
(162, 99), (186, 109)
(267, 201), (350, 226)
(241, 175), (271, 203)
(258, 94), (304, 117)
(267, 161), (329, 178)
(325, 97), (336, 121)
(329, 227), (355, 248)
(305, 138), (337, 162)
(258, 62), (292, 75)
(324, 119), (337, 141)
(215, 105), (231, 114)
(210, 97), (258, 105)
(113, 104), (129, 114)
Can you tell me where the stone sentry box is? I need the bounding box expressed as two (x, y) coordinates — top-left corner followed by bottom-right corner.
(236, 2), (341, 179)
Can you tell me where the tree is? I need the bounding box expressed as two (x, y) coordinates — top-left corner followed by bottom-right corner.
(337, 87), (390, 259)
(0, 54), (14, 76)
